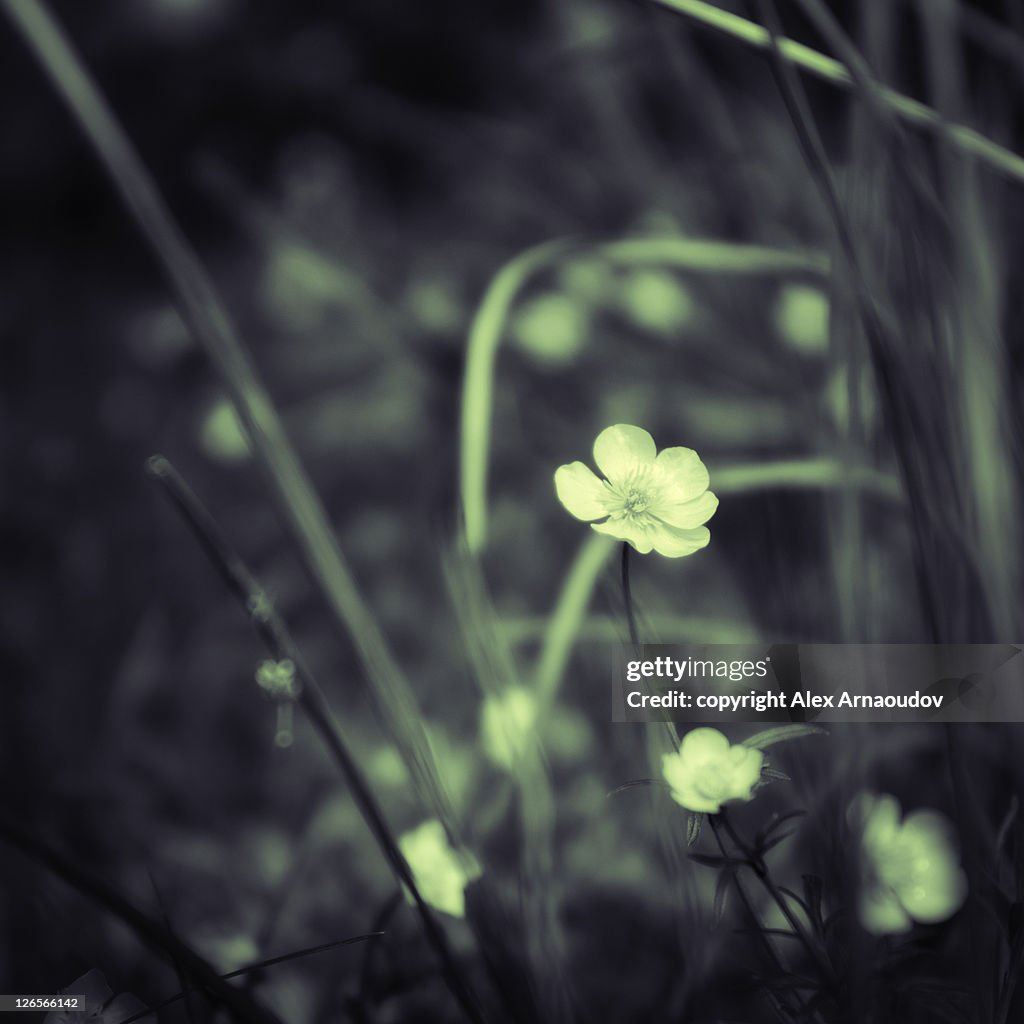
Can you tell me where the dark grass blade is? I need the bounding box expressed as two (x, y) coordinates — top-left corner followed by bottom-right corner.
(145, 456), (484, 1024)
(117, 932), (385, 1024)
(0, 819), (282, 1024)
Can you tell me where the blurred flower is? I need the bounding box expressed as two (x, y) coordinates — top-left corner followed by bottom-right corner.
(198, 396), (251, 464)
(850, 793), (967, 934)
(618, 269), (694, 335)
(406, 277), (464, 334)
(367, 743), (411, 788)
(554, 424), (717, 557)
(44, 969), (145, 1023)
(558, 255), (613, 304)
(512, 291), (589, 367)
(263, 239), (361, 330)
(255, 659), (298, 700)
(480, 686), (537, 769)
(774, 283), (829, 354)
(398, 820), (482, 919)
(661, 727), (763, 813)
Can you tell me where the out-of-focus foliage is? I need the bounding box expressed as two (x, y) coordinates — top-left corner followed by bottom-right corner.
(2, 0), (1024, 1021)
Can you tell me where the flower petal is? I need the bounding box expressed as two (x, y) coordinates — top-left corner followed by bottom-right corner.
(655, 490), (719, 529)
(593, 424), (657, 482)
(861, 794), (902, 853)
(900, 863), (967, 923)
(898, 811), (967, 923)
(674, 785), (722, 814)
(591, 518), (654, 553)
(555, 462), (611, 521)
(662, 754), (721, 812)
(731, 746), (764, 799)
(650, 524), (711, 558)
(860, 887), (913, 935)
(679, 727), (730, 762)
(654, 446), (711, 501)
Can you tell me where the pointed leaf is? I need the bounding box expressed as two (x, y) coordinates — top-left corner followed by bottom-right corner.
(802, 875), (824, 931)
(756, 809), (807, 847)
(743, 724), (828, 749)
(606, 778), (669, 798)
(688, 852), (744, 870)
(687, 812), (704, 847)
(759, 829), (796, 855)
(779, 886), (813, 921)
(713, 870), (732, 926)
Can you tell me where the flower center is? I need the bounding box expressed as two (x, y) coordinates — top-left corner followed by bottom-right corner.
(607, 469), (661, 525)
(623, 488), (650, 516)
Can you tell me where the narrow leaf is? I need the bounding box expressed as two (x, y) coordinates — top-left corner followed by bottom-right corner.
(688, 853), (744, 869)
(743, 724), (828, 749)
(802, 875), (825, 931)
(713, 871), (732, 925)
(759, 829), (797, 856)
(606, 778), (669, 798)
(687, 812), (704, 847)
(757, 809), (807, 846)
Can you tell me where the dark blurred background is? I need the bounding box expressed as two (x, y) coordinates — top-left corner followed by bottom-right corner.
(3, 0), (1024, 1020)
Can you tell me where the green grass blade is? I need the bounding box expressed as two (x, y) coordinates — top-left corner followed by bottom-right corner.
(652, 0), (1024, 185)
(1, 0), (459, 838)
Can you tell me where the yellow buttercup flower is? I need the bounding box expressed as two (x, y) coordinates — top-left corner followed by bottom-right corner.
(850, 793), (967, 935)
(661, 727), (763, 813)
(554, 424), (717, 557)
(398, 819), (482, 919)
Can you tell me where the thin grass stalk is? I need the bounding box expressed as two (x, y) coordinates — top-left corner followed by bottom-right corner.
(0, 0), (457, 834)
(778, 0), (1014, 641)
(0, 821), (283, 1024)
(442, 546), (570, 1023)
(651, 0), (1024, 185)
(145, 457), (484, 1024)
(119, 933), (383, 1024)
(459, 238), (571, 554)
(712, 458), (900, 501)
(598, 236), (828, 274)
(352, 893), (403, 1021)
(533, 533), (616, 708)
(917, 0), (1020, 640)
(750, 0), (962, 641)
(148, 872), (199, 1024)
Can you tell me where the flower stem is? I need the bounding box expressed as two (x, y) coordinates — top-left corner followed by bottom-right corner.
(707, 816), (796, 1023)
(146, 456), (484, 1024)
(719, 808), (834, 985)
(621, 543), (640, 652)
